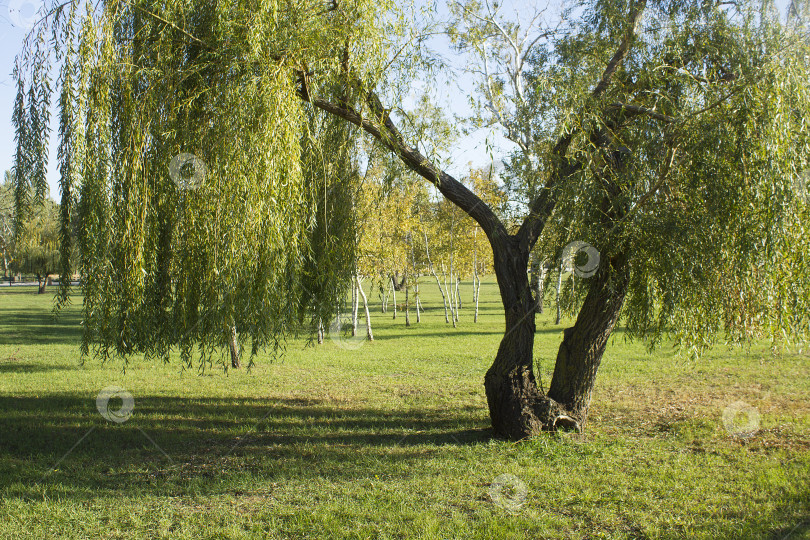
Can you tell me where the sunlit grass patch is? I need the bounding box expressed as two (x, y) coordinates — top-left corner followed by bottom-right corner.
(0, 281), (808, 539)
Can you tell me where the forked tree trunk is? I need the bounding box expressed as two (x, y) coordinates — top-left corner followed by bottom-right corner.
(307, 27), (642, 439)
(484, 239), (629, 439)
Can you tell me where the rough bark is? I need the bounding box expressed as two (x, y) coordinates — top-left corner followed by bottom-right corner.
(484, 238), (575, 439)
(484, 239), (630, 438)
(548, 252), (629, 422)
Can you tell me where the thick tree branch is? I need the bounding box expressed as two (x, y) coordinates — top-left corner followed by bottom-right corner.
(303, 86), (509, 244)
(591, 0), (647, 98)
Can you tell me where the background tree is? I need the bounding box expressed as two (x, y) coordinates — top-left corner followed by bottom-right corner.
(12, 193), (60, 293)
(0, 173), (15, 278)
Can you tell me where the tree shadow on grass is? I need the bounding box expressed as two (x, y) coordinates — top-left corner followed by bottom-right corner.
(0, 363), (75, 373)
(768, 517), (810, 539)
(0, 311), (83, 346)
(0, 394), (492, 499)
(375, 327), (563, 341)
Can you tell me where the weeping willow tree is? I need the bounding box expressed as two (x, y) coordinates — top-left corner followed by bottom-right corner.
(302, 0), (810, 438)
(12, 0), (386, 367)
(298, 111), (361, 334)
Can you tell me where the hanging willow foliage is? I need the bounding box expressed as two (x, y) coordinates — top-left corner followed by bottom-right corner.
(13, 0), (389, 367)
(517, 0), (810, 356)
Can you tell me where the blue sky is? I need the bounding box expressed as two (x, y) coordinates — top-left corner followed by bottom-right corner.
(0, 0), (795, 199)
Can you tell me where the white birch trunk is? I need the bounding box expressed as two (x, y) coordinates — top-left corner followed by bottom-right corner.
(474, 273), (480, 323)
(423, 228), (450, 323)
(555, 262), (564, 325)
(356, 275), (373, 341)
(405, 273), (410, 327)
(351, 277), (359, 337)
(391, 276), (397, 320)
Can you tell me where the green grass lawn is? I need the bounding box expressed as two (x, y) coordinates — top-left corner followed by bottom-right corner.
(1, 279), (809, 539)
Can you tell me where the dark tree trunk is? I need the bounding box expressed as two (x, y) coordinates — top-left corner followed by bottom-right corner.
(37, 273), (47, 294)
(484, 238), (569, 439)
(229, 325), (241, 369)
(484, 237), (630, 439)
(391, 273), (406, 291)
(547, 252), (629, 423)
